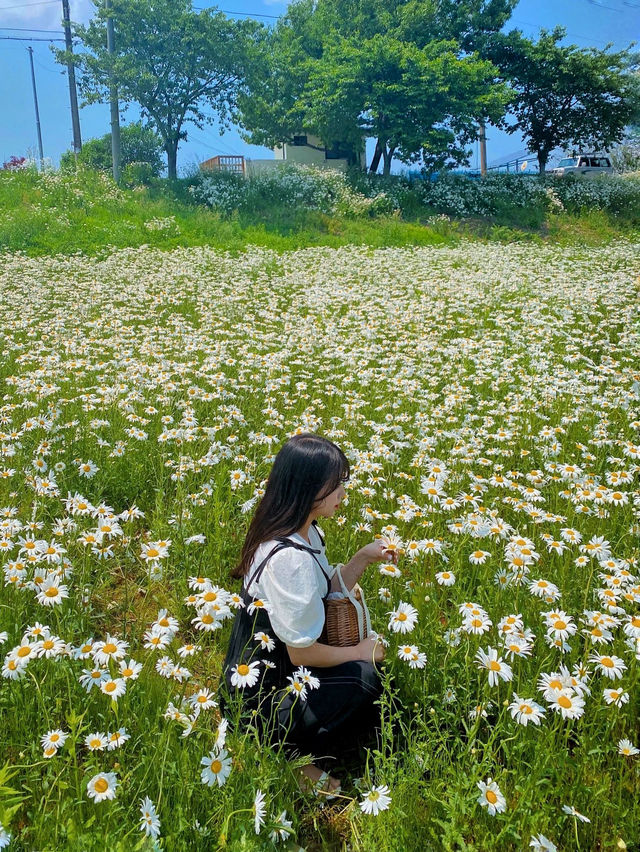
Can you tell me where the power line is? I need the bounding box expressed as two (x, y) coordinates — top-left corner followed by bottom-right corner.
(585, 0), (640, 8)
(0, 0), (58, 8)
(0, 35), (66, 41)
(35, 56), (61, 72)
(188, 130), (243, 157)
(510, 18), (615, 46)
(586, 0), (623, 9)
(192, 5), (280, 18)
(0, 27), (65, 33)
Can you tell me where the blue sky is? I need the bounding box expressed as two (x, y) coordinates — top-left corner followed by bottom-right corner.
(1, 0), (638, 172)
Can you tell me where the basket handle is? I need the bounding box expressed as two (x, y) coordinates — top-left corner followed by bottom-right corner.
(334, 565), (372, 640)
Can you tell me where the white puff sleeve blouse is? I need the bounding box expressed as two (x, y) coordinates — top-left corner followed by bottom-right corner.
(244, 524), (335, 648)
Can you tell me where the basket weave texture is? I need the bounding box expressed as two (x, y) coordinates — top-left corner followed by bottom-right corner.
(322, 586), (365, 647)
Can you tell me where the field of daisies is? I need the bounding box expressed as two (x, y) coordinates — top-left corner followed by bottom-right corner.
(1, 238), (639, 851)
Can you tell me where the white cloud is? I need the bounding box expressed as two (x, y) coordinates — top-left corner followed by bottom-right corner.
(2, 0), (94, 32)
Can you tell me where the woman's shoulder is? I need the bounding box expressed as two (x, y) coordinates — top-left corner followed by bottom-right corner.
(251, 537), (313, 570)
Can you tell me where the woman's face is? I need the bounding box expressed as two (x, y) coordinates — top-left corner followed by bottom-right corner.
(314, 481), (346, 519)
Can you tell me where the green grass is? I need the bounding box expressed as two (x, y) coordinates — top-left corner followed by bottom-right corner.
(1, 168), (637, 257)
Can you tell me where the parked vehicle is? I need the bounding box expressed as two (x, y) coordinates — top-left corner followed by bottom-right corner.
(550, 155), (613, 177)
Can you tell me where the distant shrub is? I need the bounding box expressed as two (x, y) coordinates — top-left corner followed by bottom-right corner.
(2, 155), (28, 171)
(60, 123), (165, 178)
(190, 165), (639, 225)
(190, 164), (400, 219)
(349, 171), (640, 223)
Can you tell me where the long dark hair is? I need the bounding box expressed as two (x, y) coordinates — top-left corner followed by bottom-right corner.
(232, 433), (349, 578)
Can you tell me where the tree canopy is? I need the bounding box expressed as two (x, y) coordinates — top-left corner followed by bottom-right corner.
(236, 0), (516, 173)
(60, 122), (164, 176)
(58, 0), (260, 179)
(488, 29), (639, 172)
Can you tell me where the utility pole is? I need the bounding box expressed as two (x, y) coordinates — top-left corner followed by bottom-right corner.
(479, 120), (487, 178)
(105, 0), (121, 182)
(62, 0), (82, 154)
(27, 47), (44, 170)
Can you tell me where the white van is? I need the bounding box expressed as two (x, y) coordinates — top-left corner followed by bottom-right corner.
(550, 155), (613, 177)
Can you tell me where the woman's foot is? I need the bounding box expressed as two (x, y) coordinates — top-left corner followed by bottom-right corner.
(298, 763), (342, 799)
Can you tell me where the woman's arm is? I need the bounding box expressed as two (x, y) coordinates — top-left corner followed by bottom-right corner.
(331, 540), (398, 592)
(287, 636), (383, 668)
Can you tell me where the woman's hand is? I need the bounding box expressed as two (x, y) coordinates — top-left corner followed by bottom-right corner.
(355, 635), (385, 664)
(355, 539), (399, 567)
(336, 539), (399, 593)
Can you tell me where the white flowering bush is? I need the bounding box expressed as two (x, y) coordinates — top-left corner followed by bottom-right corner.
(190, 163), (399, 218)
(350, 171), (640, 221)
(551, 173), (640, 214)
(192, 166), (640, 224)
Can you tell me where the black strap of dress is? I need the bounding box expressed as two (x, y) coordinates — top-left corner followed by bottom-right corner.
(245, 530), (332, 599)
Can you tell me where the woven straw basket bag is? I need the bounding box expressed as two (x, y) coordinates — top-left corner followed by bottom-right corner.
(321, 565), (372, 647)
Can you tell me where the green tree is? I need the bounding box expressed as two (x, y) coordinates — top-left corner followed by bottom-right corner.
(489, 28), (639, 173)
(60, 122), (164, 175)
(58, 0), (259, 179)
(236, 0), (515, 174)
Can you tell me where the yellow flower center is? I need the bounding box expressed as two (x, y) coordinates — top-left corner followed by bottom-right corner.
(237, 664), (250, 676)
(558, 695), (572, 708)
(210, 760), (222, 773)
(397, 613), (407, 621)
(94, 778), (109, 794)
(17, 646), (31, 657)
(45, 587), (59, 597)
(554, 620), (566, 630)
(105, 682), (116, 693)
(122, 668), (133, 677)
(146, 548), (159, 558)
(489, 661), (501, 671)
(601, 657), (614, 667)
(486, 790), (498, 804)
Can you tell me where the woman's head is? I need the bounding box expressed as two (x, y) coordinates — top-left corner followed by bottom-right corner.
(233, 433), (349, 577)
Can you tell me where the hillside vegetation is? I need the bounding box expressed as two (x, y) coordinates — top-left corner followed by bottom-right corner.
(1, 165), (639, 256)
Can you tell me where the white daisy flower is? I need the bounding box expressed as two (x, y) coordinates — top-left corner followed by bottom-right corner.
(359, 784), (392, 815)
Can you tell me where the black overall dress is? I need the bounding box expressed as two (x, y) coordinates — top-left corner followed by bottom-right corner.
(220, 527), (382, 762)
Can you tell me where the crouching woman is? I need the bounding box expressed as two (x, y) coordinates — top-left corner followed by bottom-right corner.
(221, 433), (394, 797)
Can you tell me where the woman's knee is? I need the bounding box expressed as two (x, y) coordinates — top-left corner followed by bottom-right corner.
(341, 660), (382, 696)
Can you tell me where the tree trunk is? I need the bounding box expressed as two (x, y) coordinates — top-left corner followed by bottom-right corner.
(537, 151), (548, 175)
(166, 140), (178, 180)
(369, 139), (383, 173)
(382, 146), (394, 176)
